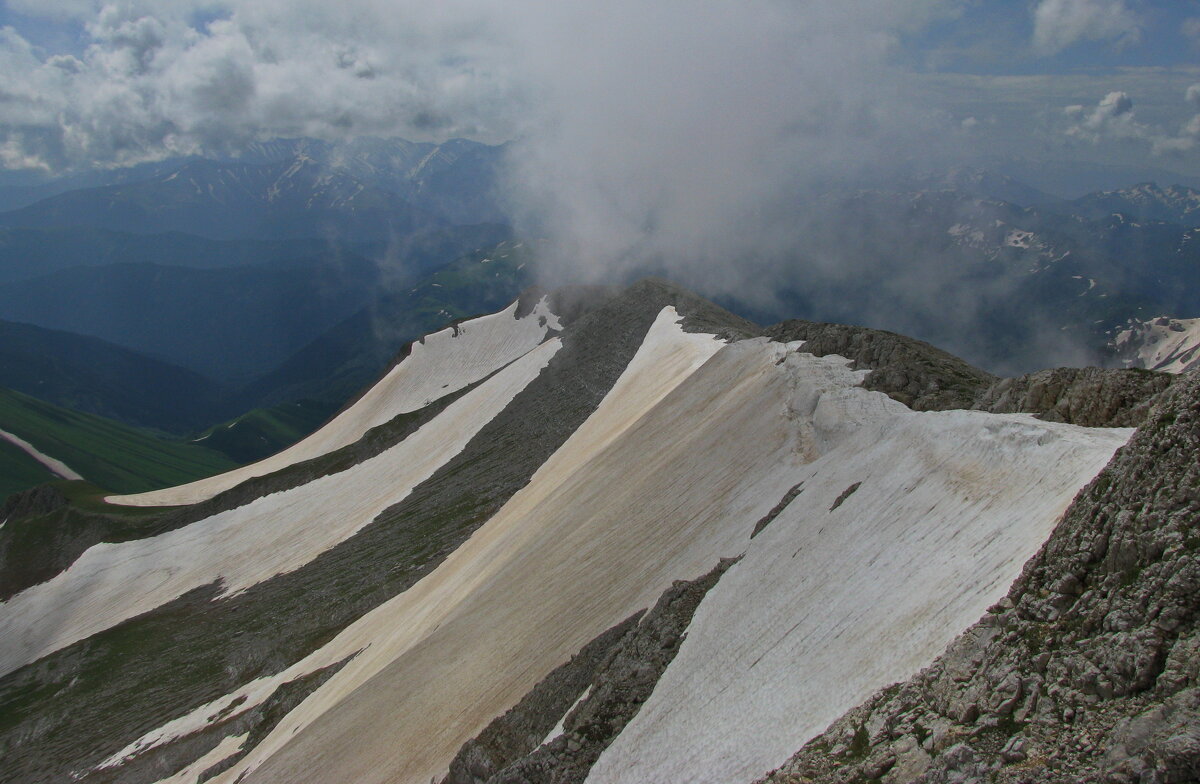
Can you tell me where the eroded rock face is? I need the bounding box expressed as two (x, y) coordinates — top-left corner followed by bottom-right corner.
(760, 371), (1200, 784)
(764, 320), (997, 412)
(440, 559), (738, 784)
(973, 367), (1174, 428)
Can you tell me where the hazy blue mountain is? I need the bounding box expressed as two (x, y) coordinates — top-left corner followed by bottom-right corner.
(0, 255), (384, 382)
(1069, 182), (1200, 227)
(0, 319), (226, 433)
(705, 189), (1200, 374)
(0, 227), (337, 284)
(0, 138), (508, 241)
(981, 156), (1200, 200)
(0, 158), (196, 212)
(239, 239), (534, 410)
(900, 167), (1065, 209)
(0, 157), (442, 240)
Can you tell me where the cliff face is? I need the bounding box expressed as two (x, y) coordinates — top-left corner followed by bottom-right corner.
(761, 369), (1200, 784)
(973, 366), (1174, 428)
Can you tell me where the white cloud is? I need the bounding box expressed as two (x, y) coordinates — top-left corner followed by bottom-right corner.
(1063, 85), (1200, 158)
(1155, 84), (1200, 155)
(1188, 83), (1200, 109)
(0, 0), (530, 168)
(1031, 0), (1142, 55)
(1184, 17), (1200, 48)
(1065, 90), (1143, 143)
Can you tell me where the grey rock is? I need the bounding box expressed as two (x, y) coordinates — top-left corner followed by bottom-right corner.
(973, 366), (1172, 427)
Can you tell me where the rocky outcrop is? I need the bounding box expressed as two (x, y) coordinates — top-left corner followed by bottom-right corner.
(442, 616), (641, 784)
(764, 320), (996, 411)
(760, 370), (1200, 784)
(973, 366), (1174, 428)
(0, 483), (67, 522)
(441, 558), (738, 784)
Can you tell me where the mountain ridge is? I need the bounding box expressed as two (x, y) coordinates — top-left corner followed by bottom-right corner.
(0, 279), (1191, 784)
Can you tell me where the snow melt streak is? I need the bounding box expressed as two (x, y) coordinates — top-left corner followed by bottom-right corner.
(0, 428), (82, 481)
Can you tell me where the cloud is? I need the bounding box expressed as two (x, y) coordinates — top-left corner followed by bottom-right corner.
(1062, 84), (1200, 157)
(502, 0), (969, 293)
(1188, 83), (1200, 109)
(0, 0), (528, 169)
(0, 0), (984, 300)
(1031, 0), (1142, 55)
(1153, 84), (1200, 155)
(1064, 90), (1149, 143)
(1185, 17), (1200, 48)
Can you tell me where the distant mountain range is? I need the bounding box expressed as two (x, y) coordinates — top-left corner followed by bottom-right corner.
(0, 318), (226, 433)
(1068, 182), (1200, 227)
(0, 138), (507, 239)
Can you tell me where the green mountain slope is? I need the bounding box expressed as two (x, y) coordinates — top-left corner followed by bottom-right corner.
(0, 437), (58, 502)
(191, 400), (334, 464)
(0, 319), (226, 434)
(0, 387), (235, 499)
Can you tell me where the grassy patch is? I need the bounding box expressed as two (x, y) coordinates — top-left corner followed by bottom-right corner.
(0, 436), (56, 501)
(190, 399), (334, 464)
(0, 387), (235, 497)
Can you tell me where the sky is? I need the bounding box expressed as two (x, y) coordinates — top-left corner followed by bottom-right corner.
(0, 0), (1196, 180)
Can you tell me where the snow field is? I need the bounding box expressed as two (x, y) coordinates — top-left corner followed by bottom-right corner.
(1114, 316), (1200, 373)
(103, 306), (719, 783)
(586, 412), (1130, 784)
(110, 299), (560, 507)
(205, 308), (759, 784)
(48, 306), (1133, 784)
(0, 338), (562, 677)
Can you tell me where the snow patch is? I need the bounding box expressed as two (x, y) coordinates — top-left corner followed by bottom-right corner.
(109, 298), (561, 507)
(542, 686), (591, 747)
(587, 413), (1129, 784)
(0, 428), (83, 481)
(0, 339), (562, 677)
(1111, 316), (1200, 373)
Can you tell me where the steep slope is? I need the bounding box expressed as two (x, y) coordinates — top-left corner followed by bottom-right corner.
(1111, 316), (1200, 373)
(0, 282), (1150, 784)
(0, 319), (225, 434)
(761, 355), (1200, 784)
(0, 255), (383, 382)
(0, 280), (749, 783)
(189, 401), (333, 465)
(237, 240), (534, 410)
(0, 387), (235, 497)
(108, 296), (562, 508)
(0, 436), (66, 502)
